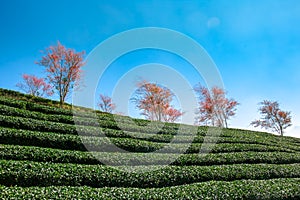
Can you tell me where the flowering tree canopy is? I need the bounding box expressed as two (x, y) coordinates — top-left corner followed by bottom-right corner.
(251, 100), (292, 136)
(37, 41), (85, 107)
(132, 80), (183, 122)
(98, 94), (116, 113)
(16, 74), (53, 97)
(194, 85), (239, 128)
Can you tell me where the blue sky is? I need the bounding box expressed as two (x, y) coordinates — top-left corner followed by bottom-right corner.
(0, 0), (300, 137)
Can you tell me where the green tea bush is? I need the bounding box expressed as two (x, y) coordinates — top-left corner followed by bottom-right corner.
(0, 127), (296, 153)
(0, 160), (299, 188)
(0, 178), (299, 199)
(1, 144), (299, 166)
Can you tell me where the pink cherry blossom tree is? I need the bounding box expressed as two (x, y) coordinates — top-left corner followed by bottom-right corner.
(194, 85), (239, 128)
(16, 74), (53, 97)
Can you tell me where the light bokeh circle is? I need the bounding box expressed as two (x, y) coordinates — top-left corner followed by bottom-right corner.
(72, 27), (224, 173)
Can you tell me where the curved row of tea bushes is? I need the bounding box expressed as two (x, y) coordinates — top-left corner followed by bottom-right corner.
(0, 128), (296, 153)
(0, 178), (299, 199)
(1, 144), (300, 166)
(1, 159), (300, 188)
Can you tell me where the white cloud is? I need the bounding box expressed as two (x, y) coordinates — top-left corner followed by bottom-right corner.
(285, 126), (300, 138)
(207, 17), (220, 28)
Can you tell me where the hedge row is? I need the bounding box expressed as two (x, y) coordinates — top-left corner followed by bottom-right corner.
(0, 100), (117, 125)
(0, 159), (300, 188)
(0, 95), (176, 126)
(0, 103), (119, 130)
(0, 115), (193, 142)
(1, 89), (298, 140)
(1, 114), (299, 151)
(1, 94), (300, 143)
(219, 127), (300, 144)
(122, 131), (298, 148)
(0, 178), (299, 199)
(0, 109), (268, 144)
(0, 112), (241, 142)
(0, 112), (205, 136)
(0, 104), (75, 124)
(0, 94), (124, 121)
(0, 96), (241, 137)
(2, 96), (299, 144)
(0, 127), (296, 153)
(0, 114), (146, 137)
(0, 114), (89, 135)
(1, 144), (300, 166)
(0, 88), (60, 106)
(0, 96), (180, 130)
(0, 127), (86, 151)
(0, 96), (72, 115)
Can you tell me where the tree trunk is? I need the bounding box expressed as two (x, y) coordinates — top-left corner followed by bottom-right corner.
(280, 126), (283, 137)
(59, 95), (64, 108)
(224, 117), (228, 128)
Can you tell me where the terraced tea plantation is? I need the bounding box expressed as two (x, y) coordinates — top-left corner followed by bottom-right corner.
(0, 88), (299, 199)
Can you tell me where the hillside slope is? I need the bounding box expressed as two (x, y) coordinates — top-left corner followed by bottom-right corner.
(0, 88), (299, 199)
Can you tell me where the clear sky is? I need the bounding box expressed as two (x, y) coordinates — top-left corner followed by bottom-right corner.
(0, 0), (299, 138)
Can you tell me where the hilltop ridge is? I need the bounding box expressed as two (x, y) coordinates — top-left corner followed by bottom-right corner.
(0, 88), (299, 199)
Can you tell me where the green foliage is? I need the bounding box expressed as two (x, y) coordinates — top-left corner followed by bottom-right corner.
(0, 88), (58, 105)
(0, 88), (300, 199)
(0, 178), (299, 199)
(0, 127), (296, 153)
(1, 144), (300, 166)
(1, 104), (299, 149)
(0, 159), (300, 188)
